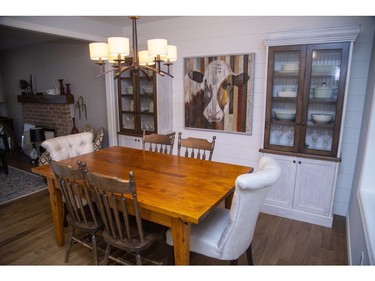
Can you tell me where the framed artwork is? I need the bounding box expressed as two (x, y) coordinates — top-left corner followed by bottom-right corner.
(184, 53), (255, 134)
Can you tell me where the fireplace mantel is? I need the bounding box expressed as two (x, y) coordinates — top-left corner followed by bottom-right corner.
(17, 95), (74, 104)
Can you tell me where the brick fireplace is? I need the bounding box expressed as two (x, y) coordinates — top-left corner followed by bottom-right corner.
(18, 95), (74, 137)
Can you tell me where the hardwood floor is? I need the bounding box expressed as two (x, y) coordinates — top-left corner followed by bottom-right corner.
(0, 154), (348, 265)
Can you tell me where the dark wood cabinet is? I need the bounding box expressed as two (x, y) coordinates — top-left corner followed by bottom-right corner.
(263, 42), (350, 159)
(117, 58), (172, 137)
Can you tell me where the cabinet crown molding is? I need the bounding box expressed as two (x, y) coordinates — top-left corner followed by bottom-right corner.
(263, 24), (360, 46)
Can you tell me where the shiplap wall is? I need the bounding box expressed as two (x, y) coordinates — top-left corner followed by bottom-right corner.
(128, 16), (375, 216)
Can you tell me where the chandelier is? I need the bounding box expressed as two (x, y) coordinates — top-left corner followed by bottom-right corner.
(88, 16), (177, 79)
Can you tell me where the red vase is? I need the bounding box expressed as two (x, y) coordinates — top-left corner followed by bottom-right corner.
(71, 118), (79, 134)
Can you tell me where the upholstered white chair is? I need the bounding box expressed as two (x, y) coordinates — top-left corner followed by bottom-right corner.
(166, 156), (281, 265)
(41, 132), (94, 161)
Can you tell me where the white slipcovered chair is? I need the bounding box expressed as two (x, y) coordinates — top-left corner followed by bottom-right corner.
(41, 132), (94, 161)
(165, 156), (281, 265)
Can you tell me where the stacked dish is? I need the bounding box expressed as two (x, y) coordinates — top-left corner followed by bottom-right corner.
(274, 110), (296, 121)
(126, 86), (133, 94)
(311, 114), (334, 124)
(143, 86), (153, 94)
(278, 91), (297, 98)
(282, 63), (298, 71)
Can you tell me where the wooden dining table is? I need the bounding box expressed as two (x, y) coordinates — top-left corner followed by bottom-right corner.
(32, 146), (253, 265)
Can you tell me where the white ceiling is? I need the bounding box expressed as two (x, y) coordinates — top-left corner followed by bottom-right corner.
(0, 16), (178, 51)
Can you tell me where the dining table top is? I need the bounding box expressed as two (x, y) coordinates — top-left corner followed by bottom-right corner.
(32, 146), (253, 225)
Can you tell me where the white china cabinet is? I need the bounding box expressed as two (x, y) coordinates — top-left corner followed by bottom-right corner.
(260, 25), (360, 227)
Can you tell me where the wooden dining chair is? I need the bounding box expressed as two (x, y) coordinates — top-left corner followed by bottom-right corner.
(85, 170), (167, 265)
(49, 159), (104, 265)
(165, 156), (281, 265)
(142, 130), (176, 154)
(177, 132), (216, 160)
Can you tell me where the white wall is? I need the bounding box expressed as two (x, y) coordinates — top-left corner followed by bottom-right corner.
(126, 16), (375, 216)
(0, 39), (109, 147)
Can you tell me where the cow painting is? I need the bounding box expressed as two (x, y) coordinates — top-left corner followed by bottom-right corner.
(184, 54), (255, 134)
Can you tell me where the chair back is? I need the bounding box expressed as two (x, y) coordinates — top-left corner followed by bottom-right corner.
(0, 133), (10, 152)
(49, 160), (100, 228)
(218, 156), (281, 260)
(85, 171), (146, 246)
(42, 132), (94, 161)
(142, 130), (176, 154)
(177, 132), (216, 160)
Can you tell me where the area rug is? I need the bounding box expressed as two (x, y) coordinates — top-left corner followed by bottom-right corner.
(0, 166), (47, 205)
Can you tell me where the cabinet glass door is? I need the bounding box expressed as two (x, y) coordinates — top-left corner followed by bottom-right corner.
(265, 45), (306, 152)
(300, 43), (350, 156)
(139, 72), (156, 132)
(119, 71), (136, 131)
(118, 57), (158, 136)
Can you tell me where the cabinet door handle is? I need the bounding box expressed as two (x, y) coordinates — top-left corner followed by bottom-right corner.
(298, 161), (301, 164)
(293, 160), (296, 163)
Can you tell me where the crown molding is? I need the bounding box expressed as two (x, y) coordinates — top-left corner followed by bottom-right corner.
(263, 24), (361, 46)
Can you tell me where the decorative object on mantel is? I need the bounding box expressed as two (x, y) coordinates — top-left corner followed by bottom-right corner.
(88, 16), (177, 79)
(65, 83), (72, 95)
(58, 79), (65, 95)
(75, 96), (87, 120)
(184, 53), (255, 135)
(19, 79), (30, 95)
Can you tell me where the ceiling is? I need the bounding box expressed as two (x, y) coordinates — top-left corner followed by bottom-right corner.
(0, 16), (178, 51)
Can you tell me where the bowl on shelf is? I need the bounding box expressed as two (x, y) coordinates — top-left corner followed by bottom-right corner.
(126, 86), (133, 94)
(274, 110), (296, 121)
(278, 91), (297, 98)
(313, 83), (334, 99)
(311, 114), (334, 124)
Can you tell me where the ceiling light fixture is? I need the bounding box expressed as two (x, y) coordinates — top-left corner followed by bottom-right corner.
(89, 16), (177, 79)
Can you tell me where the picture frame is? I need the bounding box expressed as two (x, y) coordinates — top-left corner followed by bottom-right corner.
(184, 53), (255, 134)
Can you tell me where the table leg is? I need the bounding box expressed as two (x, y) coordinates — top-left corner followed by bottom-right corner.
(47, 178), (64, 247)
(171, 218), (191, 265)
(225, 192), (234, 209)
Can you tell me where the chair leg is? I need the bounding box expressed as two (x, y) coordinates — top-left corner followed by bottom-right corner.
(136, 252), (142, 265)
(92, 234), (98, 265)
(246, 243), (254, 265)
(166, 245), (175, 265)
(230, 259), (239, 265)
(65, 228), (75, 263)
(63, 205), (68, 227)
(103, 244), (111, 265)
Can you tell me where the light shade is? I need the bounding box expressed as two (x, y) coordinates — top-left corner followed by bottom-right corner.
(167, 45), (177, 62)
(147, 39), (168, 57)
(30, 127), (46, 143)
(89, 43), (109, 61)
(138, 50), (155, 65)
(108, 37), (130, 56)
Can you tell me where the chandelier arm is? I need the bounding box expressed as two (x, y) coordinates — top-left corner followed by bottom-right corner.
(95, 68), (117, 78)
(114, 65), (133, 79)
(158, 70), (174, 78)
(142, 65), (165, 76)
